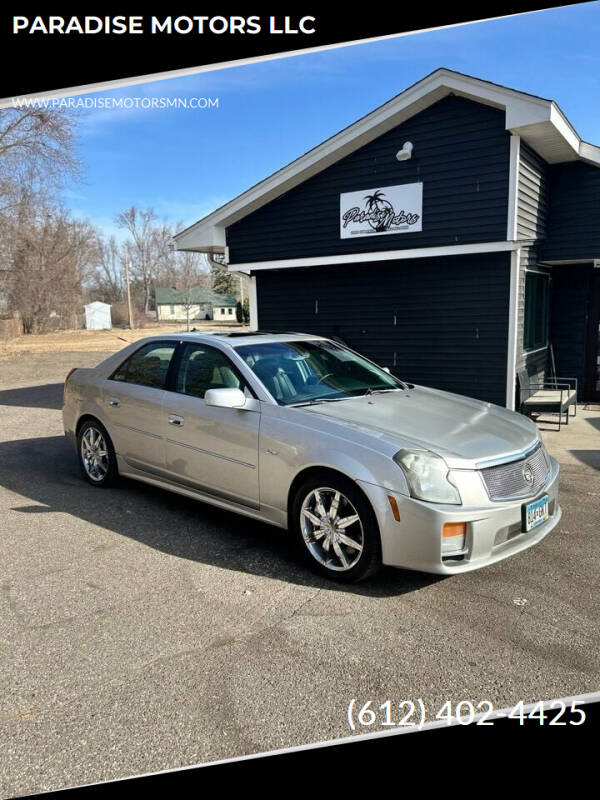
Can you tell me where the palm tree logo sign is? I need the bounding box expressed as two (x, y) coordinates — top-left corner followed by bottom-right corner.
(363, 190), (394, 232)
(341, 188), (420, 234)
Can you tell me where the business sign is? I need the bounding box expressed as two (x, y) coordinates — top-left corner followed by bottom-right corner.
(340, 183), (423, 239)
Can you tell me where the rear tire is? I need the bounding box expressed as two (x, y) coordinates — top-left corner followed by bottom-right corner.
(291, 473), (382, 582)
(77, 419), (118, 488)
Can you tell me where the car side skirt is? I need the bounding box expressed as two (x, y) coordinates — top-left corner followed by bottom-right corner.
(116, 455), (288, 529)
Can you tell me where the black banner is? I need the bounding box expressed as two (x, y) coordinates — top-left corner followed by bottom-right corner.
(0, 2), (590, 97)
(22, 696), (600, 797)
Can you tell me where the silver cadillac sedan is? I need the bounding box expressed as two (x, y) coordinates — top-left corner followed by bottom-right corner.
(62, 332), (561, 582)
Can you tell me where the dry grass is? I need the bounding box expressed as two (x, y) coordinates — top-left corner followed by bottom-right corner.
(0, 322), (248, 358)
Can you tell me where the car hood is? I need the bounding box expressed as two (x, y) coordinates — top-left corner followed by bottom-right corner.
(301, 385), (539, 468)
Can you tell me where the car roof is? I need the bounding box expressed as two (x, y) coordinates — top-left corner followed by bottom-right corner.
(132, 330), (327, 347)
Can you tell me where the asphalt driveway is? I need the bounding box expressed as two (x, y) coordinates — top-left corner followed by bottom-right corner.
(1, 351), (599, 796)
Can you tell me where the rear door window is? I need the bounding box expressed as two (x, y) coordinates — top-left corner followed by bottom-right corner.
(111, 342), (176, 389)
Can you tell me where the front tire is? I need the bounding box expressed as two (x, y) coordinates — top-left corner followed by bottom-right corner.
(291, 473), (382, 582)
(77, 419), (118, 488)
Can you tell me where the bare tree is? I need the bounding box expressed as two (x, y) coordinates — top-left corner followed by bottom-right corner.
(7, 197), (97, 332)
(0, 108), (80, 211)
(0, 106), (84, 330)
(116, 207), (174, 313)
(85, 234), (125, 303)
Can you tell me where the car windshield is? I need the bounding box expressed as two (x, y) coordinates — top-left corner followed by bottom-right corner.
(235, 339), (404, 406)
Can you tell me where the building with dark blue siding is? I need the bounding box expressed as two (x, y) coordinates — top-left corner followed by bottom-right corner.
(175, 69), (600, 409)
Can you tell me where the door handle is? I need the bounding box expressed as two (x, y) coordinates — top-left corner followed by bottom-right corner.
(168, 414), (184, 426)
(109, 397), (120, 407)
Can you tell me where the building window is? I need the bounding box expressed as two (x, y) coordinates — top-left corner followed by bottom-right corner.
(170, 305), (175, 315)
(228, 308), (233, 315)
(524, 272), (549, 351)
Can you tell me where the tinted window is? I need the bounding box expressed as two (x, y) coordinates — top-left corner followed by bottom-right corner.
(111, 342), (176, 389)
(175, 344), (247, 399)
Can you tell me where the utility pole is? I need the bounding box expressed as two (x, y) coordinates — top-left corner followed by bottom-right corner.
(125, 260), (134, 330)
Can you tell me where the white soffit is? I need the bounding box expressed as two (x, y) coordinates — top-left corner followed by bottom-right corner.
(174, 67), (600, 252)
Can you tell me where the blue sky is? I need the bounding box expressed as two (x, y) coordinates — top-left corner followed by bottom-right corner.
(65, 2), (600, 239)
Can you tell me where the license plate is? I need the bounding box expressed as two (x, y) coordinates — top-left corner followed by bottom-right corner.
(523, 495), (549, 532)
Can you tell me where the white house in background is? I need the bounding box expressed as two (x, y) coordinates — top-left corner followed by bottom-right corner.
(212, 300), (238, 321)
(84, 301), (112, 330)
(155, 287), (238, 322)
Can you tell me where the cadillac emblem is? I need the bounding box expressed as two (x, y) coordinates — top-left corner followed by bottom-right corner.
(523, 464), (534, 485)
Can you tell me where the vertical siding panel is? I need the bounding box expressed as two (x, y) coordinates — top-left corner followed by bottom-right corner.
(516, 142), (549, 240)
(550, 264), (593, 400)
(513, 143), (552, 402)
(516, 246), (550, 388)
(542, 162), (600, 261)
(256, 252), (510, 406)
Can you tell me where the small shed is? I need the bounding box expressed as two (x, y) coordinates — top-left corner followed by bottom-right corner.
(84, 301), (112, 330)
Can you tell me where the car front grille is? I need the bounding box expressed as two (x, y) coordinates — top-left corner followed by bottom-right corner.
(479, 442), (551, 501)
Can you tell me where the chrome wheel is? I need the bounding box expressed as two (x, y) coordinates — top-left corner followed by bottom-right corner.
(80, 426), (109, 482)
(300, 486), (364, 572)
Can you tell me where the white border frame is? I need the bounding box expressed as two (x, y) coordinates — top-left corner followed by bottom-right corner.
(229, 240), (524, 272)
(507, 134), (520, 241)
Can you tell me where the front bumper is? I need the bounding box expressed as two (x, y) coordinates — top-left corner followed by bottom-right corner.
(358, 456), (560, 575)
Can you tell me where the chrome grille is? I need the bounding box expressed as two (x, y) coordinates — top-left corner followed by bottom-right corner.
(480, 442), (551, 501)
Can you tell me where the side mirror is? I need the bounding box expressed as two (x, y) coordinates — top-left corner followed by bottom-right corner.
(204, 387), (247, 409)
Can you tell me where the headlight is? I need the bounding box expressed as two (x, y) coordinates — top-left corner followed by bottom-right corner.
(393, 449), (461, 505)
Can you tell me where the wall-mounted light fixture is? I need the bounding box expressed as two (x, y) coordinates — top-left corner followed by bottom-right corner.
(396, 141), (413, 161)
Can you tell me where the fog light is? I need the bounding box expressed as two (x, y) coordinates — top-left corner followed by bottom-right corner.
(442, 522), (467, 555)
